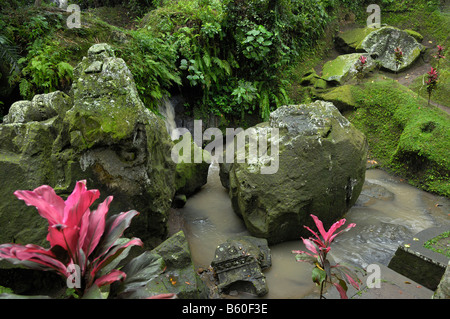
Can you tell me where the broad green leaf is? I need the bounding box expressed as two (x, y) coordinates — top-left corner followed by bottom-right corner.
(311, 267), (326, 286)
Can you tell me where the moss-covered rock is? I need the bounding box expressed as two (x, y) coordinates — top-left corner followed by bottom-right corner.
(112, 231), (208, 299)
(321, 53), (375, 85)
(335, 27), (377, 53)
(174, 133), (211, 198)
(360, 26), (424, 72)
(222, 101), (368, 244)
(0, 43), (178, 249)
(322, 80), (450, 196)
(315, 84), (356, 112)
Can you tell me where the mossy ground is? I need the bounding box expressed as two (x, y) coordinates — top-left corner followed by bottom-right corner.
(285, 1), (450, 198)
(346, 79), (449, 196)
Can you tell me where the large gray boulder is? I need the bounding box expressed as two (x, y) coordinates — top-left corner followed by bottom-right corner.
(334, 26), (424, 73)
(221, 101), (368, 244)
(0, 43), (177, 249)
(360, 26), (424, 72)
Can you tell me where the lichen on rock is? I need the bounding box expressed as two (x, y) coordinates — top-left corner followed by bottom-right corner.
(0, 43), (177, 249)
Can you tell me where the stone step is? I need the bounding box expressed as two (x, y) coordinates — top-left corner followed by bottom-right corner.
(322, 262), (434, 299)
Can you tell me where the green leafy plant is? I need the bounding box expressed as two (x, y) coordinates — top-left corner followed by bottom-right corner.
(17, 39), (73, 99)
(242, 25), (273, 61)
(292, 214), (363, 299)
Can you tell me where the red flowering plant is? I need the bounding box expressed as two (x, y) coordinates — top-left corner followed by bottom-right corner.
(0, 181), (174, 299)
(355, 55), (367, 83)
(425, 67), (439, 105)
(292, 214), (363, 299)
(393, 47), (403, 77)
(434, 45), (445, 70)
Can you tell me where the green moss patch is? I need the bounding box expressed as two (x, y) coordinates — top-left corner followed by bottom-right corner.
(340, 80), (450, 196)
(424, 231), (450, 258)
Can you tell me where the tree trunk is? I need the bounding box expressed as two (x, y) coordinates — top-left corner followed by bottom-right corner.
(34, 0), (42, 7)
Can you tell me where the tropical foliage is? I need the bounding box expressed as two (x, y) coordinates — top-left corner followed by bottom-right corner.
(292, 214), (363, 299)
(0, 181), (174, 299)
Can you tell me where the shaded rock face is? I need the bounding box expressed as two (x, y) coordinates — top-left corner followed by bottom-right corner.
(221, 101), (368, 244)
(433, 261), (450, 299)
(0, 43), (176, 249)
(114, 231), (208, 299)
(173, 133), (211, 200)
(211, 236), (271, 297)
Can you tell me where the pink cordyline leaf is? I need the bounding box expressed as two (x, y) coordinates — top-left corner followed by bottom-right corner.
(302, 238), (318, 255)
(309, 214), (355, 245)
(90, 237), (143, 280)
(94, 269), (127, 287)
(79, 196), (113, 258)
(13, 180), (100, 253)
(63, 181), (100, 228)
(95, 210), (141, 259)
(359, 55), (367, 64)
(333, 282), (348, 299)
(344, 272), (360, 290)
(14, 185), (65, 226)
(0, 243), (67, 276)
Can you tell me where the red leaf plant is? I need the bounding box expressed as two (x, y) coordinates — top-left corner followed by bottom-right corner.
(434, 45), (445, 70)
(292, 214), (363, 299)
(0, 180), (143, 298)
(425, 67), (439, 105)
(355, 55), (367, 83)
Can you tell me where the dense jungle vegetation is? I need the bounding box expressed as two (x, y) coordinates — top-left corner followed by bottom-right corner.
(0, 0), (448, 196)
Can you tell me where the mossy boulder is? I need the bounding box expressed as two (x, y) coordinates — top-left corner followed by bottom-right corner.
(335, 27), (377, 53)
(404, 29), (424, 42)
(360, 26), (424, 72)
(315, 85), (356, 112)
(0, 43), (177, 249)
(321, 53), (375, 85)
(221, 101), (368, 244)
(174, 132), (211, 199)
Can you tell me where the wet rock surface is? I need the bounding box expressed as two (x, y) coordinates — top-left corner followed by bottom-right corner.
(221, 101), (368, 244)
(210, 236), (271, 297)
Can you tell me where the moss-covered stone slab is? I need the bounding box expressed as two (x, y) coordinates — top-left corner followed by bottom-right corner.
(321, 53), (375, 85)
(335, 27), (377, 53)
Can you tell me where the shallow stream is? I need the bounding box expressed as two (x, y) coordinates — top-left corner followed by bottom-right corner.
(170, 162), (449, 299)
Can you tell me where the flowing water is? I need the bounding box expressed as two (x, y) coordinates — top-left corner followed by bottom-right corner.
(170, 163), (450, 299)
(163, 97), (449, 298)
